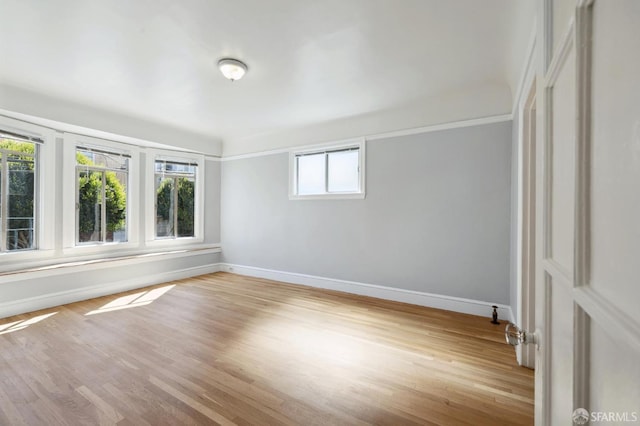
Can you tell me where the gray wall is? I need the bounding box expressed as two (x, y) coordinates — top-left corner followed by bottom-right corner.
(221, 121), (512, 304)
(204, 159), (222, 244)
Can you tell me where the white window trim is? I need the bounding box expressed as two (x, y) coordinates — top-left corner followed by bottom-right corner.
(0, 115), (56, 262)
(62, 133), (140, 255)
(145, 149), (205, 247)
(289, 138), (366, 200)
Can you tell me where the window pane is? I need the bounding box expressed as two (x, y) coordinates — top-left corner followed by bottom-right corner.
(76, 147), (129, 244)
(0, 139), (37, 252)
(154, 160), (197, 239)
(328, 150), (359, 193)
(297, 153), (325, 195)
(156, 161), (196, 175)
(105, 171), (127, 243)
(77, 148), (128, 170)
(7, 154), (35, 250)
(0, 152), (2, 245)
(78, 170), (103, 243)
(155, 175), (175, 237)
(177, 177), (195, 237)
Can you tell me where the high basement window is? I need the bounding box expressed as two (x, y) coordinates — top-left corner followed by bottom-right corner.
(289, 139), (366, 200)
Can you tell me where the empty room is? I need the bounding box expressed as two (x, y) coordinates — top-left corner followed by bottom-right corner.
(0, 0), (638, 425)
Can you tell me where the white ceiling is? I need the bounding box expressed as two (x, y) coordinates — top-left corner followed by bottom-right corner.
(0, 0), (535, 156)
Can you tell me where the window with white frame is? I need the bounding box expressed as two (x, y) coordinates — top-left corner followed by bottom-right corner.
(0, 130), (40, 252)
(75, 146), (129, 244)
(290, 139), (365, 199)
(154, 159), (197, 239)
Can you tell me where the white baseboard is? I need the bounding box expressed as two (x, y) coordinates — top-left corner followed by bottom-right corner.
(2, 260), (514, 325)
(216, 263), (513, 322)
(0, 264), (220, 319)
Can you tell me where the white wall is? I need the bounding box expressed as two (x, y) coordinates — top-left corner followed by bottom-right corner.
(223, 83), (512, 157)
(0, 85), (222, 156)
(506, 1), (537, 105)
(0, 251), (220, 318)
(221, 121), (512, 306)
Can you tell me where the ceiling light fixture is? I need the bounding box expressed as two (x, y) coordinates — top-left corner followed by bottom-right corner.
(218, 58), (248, 81)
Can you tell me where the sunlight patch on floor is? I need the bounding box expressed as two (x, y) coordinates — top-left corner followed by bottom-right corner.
(85, 284), (175, 315)
(0, 312), (58, 335)
(227, 314), (368, 368)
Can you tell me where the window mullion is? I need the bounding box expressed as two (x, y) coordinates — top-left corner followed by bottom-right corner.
(75, 167), (80, 245)
(101, 171), (107, 242)
(173, 177), (179, 237)
(154, 173), (159, 238)
(324, 153), (329, 194)
(0, 155), (7, 252)
(33, 145), (39, 250)
(295, 157), (299, 195)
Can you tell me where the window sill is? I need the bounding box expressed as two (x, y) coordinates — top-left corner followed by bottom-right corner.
(289, 192), (366, 200)
(0, 249), (58, 266)
(144, 236), (204, 248)
(0, 243), (221, 277)
(62, 241), (140, 257)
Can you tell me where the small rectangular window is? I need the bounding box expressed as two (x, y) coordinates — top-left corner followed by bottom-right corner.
(0, 133), (39, 252)
(76, 147), (129, 244)
(154, 160), (197, 239)
(290, 139), (365, 199)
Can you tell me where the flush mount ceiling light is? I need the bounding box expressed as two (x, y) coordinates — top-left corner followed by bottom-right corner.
(218, 58), (248, 81)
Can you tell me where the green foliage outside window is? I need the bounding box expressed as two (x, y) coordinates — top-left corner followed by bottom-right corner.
(76, 152), (127, 241)
(156, 177), (195, 237)
(0, 139), (36, 250)
(0, 139), (35, 153)
(1, 140), (196, 245)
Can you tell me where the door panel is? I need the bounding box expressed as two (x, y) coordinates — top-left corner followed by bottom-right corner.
(548, 277), (573, 425)
(589, 322), (640, 417)
(589, 0), (640, 324)
(549, 48), (575, 275)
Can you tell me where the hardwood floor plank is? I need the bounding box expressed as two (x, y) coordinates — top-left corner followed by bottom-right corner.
(148, 375), (236, 425)
(0, 272), (533, 425)
(75, 385), (124, 424)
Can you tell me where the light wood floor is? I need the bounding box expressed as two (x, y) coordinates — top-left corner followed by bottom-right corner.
(0, 272), (533, 425)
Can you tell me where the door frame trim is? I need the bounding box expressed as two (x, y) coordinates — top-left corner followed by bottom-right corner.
(573, 0), (594, 413)
(516, 70), (537, 369)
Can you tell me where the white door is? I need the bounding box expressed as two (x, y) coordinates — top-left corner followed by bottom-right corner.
(533, 0), (640, 424)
